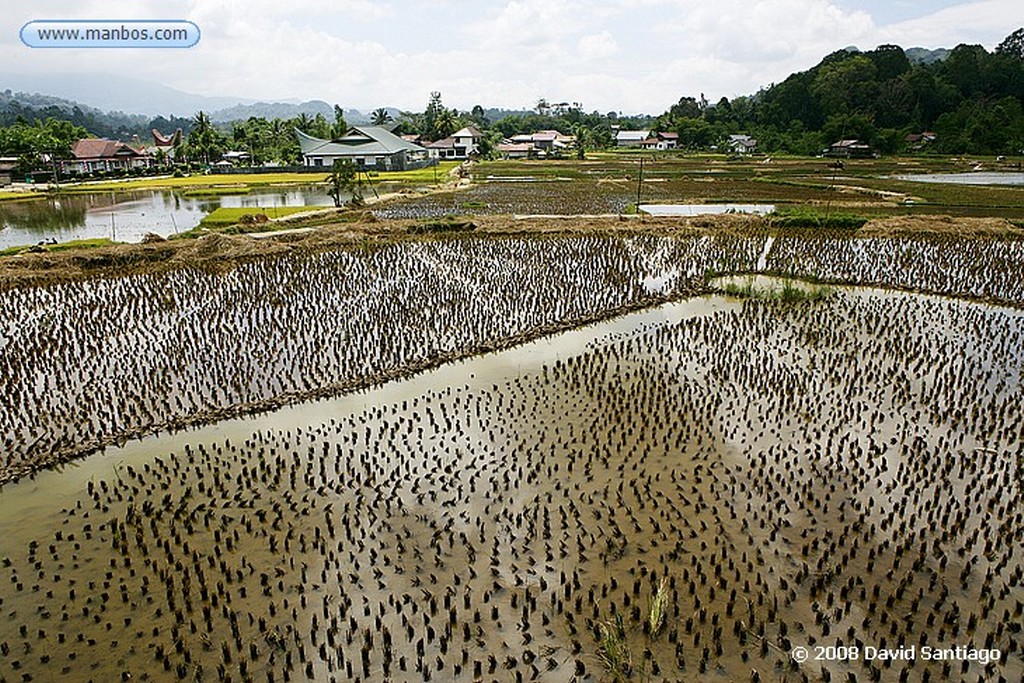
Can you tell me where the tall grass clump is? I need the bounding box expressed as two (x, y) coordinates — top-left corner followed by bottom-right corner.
(717, 275), (832, 302)
(598, 615), (633, 681)
(646, 577), (669, 638)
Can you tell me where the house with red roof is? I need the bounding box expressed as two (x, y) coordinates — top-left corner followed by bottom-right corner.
(63, 138), (153, 174)
(502, 130), (575, 158)
(426, 126), (483, 160)
(639, 132), (679, 151)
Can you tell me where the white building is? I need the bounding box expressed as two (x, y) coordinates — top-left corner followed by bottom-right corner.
(615, 130), (650, 147)
(426, 126), (483, 160)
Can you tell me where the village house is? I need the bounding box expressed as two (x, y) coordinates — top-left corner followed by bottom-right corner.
(426, 126), (483, 160)
(296, 126), (430, 170)
(62, 138), (153, 174)
(728, 134), (758, 154)
(499, 130), (575, 158)
(0, 157), (17, 186)
(904, 131), (937, 151)
(219, 150), (252, 166)
(826, 139), (875, 158)
(638, 132), (679, 151)
(615, 129), (650, 147)
(496, 142), (535, 160)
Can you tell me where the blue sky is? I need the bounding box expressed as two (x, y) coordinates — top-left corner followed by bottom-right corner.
(3, 1), (1022, 114)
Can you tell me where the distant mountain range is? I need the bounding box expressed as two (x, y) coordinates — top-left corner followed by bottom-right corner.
(0, 43), (955, 131)
(0, 72), (245, 117)
(208, 100), (365, 124)
(904, 47), (952, 65)
(0, 71), (379, 124)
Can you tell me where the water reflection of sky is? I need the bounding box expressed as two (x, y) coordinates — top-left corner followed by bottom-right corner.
(891, 172), (1024, 186)
(0, 184), (347, 249)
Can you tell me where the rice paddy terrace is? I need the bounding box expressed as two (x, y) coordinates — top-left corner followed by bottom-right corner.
(0, 211), (1022, 682)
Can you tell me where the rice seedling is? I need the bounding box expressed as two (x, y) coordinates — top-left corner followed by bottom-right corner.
(646, 577), (669, 638)
(599, 615), (634, 681)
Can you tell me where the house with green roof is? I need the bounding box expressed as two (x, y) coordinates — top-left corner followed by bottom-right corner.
(296, 126), (431, 171)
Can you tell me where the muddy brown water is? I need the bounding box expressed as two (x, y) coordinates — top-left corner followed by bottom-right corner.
(1, 286), (1021, 682)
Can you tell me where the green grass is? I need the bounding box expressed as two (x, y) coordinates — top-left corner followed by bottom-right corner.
(0, 190), (47, 203)
(381, 161), (460, 182)
(198, 206), (319, 228)
(54, 163), (457, 194)
(0, 237), (117, 258)
(768, 206), (868, 230)
(718, 275), (833, 301)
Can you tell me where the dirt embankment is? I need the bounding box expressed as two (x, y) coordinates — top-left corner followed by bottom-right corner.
(856, 214), (1024, 237)
(1, 213), (1022, 289)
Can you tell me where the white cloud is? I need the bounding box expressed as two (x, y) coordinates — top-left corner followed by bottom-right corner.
(2, 0), (1022, 114)
(577, 31), (618, 60)
(877, 0), (1024, 47)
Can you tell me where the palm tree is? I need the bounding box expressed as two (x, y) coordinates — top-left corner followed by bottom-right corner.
(371, 108), (393, 126)
(433, 108), (457, 140)
(189, 111), (216, 164)
(295, 112), (314, 133)
(573, 123), (592, 160)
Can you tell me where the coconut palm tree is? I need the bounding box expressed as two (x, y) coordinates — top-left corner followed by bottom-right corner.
(188, 111), (217, 165)
(573, 123), (592, 160)
(433, 108), (457, 140)
(295, 112), (314, 133)
(370, 108), (393, 126)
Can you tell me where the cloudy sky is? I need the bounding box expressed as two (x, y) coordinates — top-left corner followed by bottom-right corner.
(4, 0), (1023, 114)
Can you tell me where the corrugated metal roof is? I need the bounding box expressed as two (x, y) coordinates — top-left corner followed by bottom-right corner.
(297, 126), (425, 157)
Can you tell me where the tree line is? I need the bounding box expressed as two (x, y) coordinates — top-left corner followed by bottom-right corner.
(655, 28), (1024, 156)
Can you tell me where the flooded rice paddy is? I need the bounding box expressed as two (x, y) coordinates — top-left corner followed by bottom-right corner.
(0, 234), (764, 482)
(891, 172), (1024, 186)
(639, 204), (776, 217)
(1, 282), (1021, 682)
(4, 232), (1023, 484)
(1, 230), (1023, 682)
(0, 185), (367, 249)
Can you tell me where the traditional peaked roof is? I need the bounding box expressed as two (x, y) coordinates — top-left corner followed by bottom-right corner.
(296, 126), (424, 157)
(152, 129), (183, 148)
(452, 126), (482, 138)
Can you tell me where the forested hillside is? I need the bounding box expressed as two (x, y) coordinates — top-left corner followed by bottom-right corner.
(657, 28), (1024, 155)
